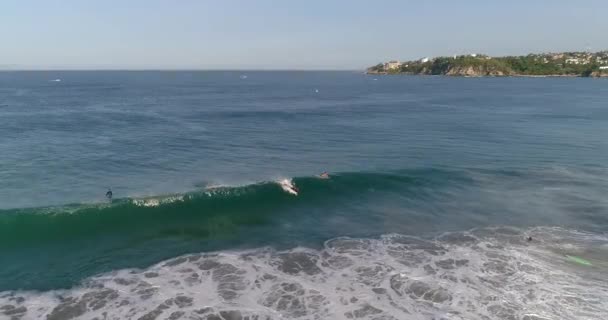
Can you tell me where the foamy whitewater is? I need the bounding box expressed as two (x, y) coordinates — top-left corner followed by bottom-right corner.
(2, 227), (607, 320)
(2, 72), (608, 319)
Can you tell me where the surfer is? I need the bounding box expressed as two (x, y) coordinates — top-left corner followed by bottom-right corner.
(106, 188), (113, 202)
(527, 236), (533, 242)
(279, 179), (299, 195)
(319, 172), (330, 179)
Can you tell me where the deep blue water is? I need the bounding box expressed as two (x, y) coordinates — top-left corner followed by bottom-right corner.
(1, 72), (608, 319)
(2, 72), (607, 208)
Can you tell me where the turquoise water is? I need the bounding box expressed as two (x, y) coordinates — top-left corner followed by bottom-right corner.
(1, 72), (607, 319)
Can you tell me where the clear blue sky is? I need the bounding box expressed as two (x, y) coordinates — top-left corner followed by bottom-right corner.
(2, 0), (607, 70)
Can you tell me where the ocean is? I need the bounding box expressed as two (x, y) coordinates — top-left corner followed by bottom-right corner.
(0, 71), (607, 319)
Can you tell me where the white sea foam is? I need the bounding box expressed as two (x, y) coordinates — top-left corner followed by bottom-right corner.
(131, 195), (185, 207)
(2, 227), (607, 320)
(278, 179), (298, 196)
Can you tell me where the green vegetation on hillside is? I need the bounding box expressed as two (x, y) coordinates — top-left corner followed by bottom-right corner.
(369, 51), (608, 77)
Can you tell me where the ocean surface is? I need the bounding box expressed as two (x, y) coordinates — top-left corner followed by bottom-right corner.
(1, 71), (607, 320)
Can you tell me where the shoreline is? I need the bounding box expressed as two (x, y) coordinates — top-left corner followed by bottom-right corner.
(365, 71), (606, 78)
(369, 50), (608, 78)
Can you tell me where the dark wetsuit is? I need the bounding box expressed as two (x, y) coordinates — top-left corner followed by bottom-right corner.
(106, 190), (113, 202)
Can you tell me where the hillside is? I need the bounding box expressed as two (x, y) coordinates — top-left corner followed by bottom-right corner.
(369, 52), (608, 77)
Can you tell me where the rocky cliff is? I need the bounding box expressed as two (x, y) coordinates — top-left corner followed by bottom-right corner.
(590, 71), (608, 77)
(443, 65), (510, 77)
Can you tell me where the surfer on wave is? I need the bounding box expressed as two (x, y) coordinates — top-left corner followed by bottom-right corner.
(106, 188), (113, 203)
(319, 172), (330, 179)
(279, 179), (299, 195)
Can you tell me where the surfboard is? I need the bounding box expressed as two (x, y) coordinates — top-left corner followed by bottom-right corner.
(566, 255), (592, 266)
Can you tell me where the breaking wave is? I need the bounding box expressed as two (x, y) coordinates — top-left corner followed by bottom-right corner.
(1, 227), (607, 320)
(0, 171), (427, 249)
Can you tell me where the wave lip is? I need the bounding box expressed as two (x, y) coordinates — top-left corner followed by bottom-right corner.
(2, 227), (607, 320)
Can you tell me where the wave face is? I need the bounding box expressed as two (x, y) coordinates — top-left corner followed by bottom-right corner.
(2, 227), (607, 320)
(0, 171), (437, 291)
(0, 172), (421, 247)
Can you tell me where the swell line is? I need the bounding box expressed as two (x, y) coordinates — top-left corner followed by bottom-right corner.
(0, 171), (433, 248)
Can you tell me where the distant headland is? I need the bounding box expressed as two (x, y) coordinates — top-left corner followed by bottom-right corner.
(368, 51), (608, 77)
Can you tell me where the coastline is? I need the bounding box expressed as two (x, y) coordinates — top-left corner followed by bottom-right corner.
(365, 71), (607, 78)
(369, 50), (608, 78)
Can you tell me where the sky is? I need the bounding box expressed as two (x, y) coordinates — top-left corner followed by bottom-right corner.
(2, 0), (608, 70)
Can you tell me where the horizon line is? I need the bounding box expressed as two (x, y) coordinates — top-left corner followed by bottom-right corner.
(0, 68), (363, 72)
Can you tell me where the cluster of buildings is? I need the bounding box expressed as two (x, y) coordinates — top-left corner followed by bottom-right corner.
(383, 61), (402, 70)
(383, 55), (443, 70)
(381, 56), (436, 70)
(563, 54), (593, 65)
(538, 51), (608, 66)
(382, 53), (497, 70)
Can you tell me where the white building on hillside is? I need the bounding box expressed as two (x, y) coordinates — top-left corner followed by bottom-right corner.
(600, 66), (608, 70)
(566, 58), (582, 64)
(384, 61), (401, 70)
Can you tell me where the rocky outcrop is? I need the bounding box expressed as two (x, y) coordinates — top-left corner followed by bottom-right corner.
(444, 65), (511, 77)
(365, 69), (386, 75)
(590, 71), (608, 77)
